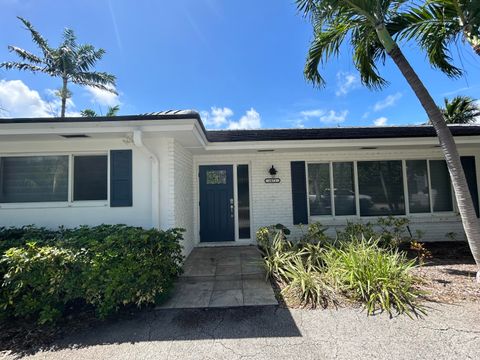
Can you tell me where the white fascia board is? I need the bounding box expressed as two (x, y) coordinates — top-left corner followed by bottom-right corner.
(203, 136), (480, 151)
(0, 119), (199, 136)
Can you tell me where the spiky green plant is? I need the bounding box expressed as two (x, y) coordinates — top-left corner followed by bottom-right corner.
(323, 237), (424, 317)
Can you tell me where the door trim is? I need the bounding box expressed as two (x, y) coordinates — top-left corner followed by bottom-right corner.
(196, 161), (253, 243)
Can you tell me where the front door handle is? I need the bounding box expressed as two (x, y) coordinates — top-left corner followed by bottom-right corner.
(230, 198), (234, 218)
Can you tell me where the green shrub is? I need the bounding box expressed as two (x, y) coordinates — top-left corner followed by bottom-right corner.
(0, 225), (184, 324)
(280, 254), (335, 308)
(258, 223), (423, 316)
(323, 237), (423, 317)
(256, 223), (290, 253)
(1, 243), (86, 324)
(298, 222), (330, 245)
(336, 217), (412, 248)
(336, 221), (376, 244)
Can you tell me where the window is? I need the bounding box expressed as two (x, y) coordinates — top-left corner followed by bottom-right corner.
(0, 156), (69, 203)
(308, 163), (331, 215)
(430, 160), (453, 212)
(357, 161), (405, 216)
(307, 159), (455, 218)
(74, 155), (108, 201)
(308, 162), (356, 216)
(206, 170), (227, 185)
(406, 160), (430, 213)
(237, 165), (250, 239)
(333, 162), (356, 216)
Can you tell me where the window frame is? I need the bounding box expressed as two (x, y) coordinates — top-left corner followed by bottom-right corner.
(306, 158), (456, 220)
(0, 151), (110, 209)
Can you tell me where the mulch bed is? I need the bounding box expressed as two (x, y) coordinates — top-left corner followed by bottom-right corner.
(410, 242), (480, 304)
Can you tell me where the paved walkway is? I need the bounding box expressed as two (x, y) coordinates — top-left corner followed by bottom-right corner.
(158, 246), (277, 309)
(5, 302), (479, 359)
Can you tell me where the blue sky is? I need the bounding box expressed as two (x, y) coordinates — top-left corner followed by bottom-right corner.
(0, 0), (479, 129)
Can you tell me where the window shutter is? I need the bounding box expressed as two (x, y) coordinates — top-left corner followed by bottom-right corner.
(110, 150), (132, 207)
(291, 161), (308, 225)
(461, 156), (479, 217)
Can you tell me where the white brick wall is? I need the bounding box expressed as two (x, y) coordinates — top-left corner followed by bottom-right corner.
(172, 140), (195, 256)
(193, 146), (480, 244)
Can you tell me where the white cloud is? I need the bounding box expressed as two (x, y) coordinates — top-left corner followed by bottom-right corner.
(336, 72), (360, 96)
(320, 110), (348, 124)
(85, 86), (120, 107)
(201, 107), (234, 127)
(300, 109), (325, 118)
(373, 92), (402, 112)
(227, 108), (261, 130)
(0, 79), (80, 118)
(0, 80), (51, 117)
(201, 107), (261, 129)
(373, 117), (388, 126)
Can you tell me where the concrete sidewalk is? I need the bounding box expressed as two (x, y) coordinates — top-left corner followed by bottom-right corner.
(5, 302), (479, 360)
(157, 246), (277, 309)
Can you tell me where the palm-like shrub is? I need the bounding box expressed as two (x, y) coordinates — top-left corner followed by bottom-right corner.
(257, 224), (424, 315)
(323, 237), (423, 317)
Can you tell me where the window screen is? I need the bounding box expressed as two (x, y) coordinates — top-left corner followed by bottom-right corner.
(333, 162), (356, 216)
(429, 160), (453, 212)
(0, 156), (69, 203)
(73, 155), (108, 201)
(357, 161), (405, 216)
(406, 160), (430, 213)
(308, 163), (331, 216)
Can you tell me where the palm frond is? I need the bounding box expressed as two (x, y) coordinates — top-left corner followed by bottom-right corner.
(351, 21), (389, 89)
(390, 2), (463, 77)
(0, 62), (44, 72)
(17, 16), (53, 59)
(71, 71), (117, 90)
(76, 45), (106, 72)
(7, 46), (43, 64)
(441, 95), (480, 124)
(304, 20), (352, 87)
(106, 105), (120, 117)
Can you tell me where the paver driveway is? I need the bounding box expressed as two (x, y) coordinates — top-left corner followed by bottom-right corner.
(3, 302), (479, 359)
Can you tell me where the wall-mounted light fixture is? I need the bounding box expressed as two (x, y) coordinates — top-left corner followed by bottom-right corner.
(268, 165), (278, 176)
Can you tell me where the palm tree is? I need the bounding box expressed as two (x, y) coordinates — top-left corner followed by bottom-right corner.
(441, 96), (480, 124)
(296, 0), (480, 280)
(394, 0), (480, 68)
(80, 105), (120, 117)
(0, 17), (117, 118)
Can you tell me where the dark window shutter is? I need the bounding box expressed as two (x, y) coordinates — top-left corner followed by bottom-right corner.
(291, 161), (308, 225)
(461, 156), (479, 217)
(110, 150), (132, 207)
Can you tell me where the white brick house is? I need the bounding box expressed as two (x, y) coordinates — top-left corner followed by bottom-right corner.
(1, 110), (479, 256)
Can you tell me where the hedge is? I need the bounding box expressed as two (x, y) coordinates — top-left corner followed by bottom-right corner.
(0, 225), (184, 324)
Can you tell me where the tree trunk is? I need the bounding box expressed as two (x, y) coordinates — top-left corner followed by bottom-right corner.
(60, 77), (68, 118)
(388, 44), (480, 281)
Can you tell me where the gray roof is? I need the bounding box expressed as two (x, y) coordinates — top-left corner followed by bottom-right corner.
(1, 110), (480, 142)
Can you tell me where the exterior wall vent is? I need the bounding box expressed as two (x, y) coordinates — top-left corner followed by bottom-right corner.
(60, 134), (90, 138)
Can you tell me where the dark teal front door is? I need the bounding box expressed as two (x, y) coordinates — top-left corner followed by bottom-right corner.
(199, 165), (234, 242)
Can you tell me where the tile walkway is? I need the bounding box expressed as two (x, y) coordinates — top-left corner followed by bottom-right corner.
(158, 246), (278, 309)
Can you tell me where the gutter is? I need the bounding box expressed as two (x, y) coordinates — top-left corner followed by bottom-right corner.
(132, 129), (160, 228)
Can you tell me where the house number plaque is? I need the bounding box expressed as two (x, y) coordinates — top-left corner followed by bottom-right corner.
(264, 177), (281, 184)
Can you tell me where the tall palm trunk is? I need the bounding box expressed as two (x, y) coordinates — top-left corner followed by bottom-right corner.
(60, 77), (68, 118)
(376, 25), (480, 281)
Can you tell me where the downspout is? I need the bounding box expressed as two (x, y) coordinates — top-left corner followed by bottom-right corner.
(132, 129), (160, 229)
